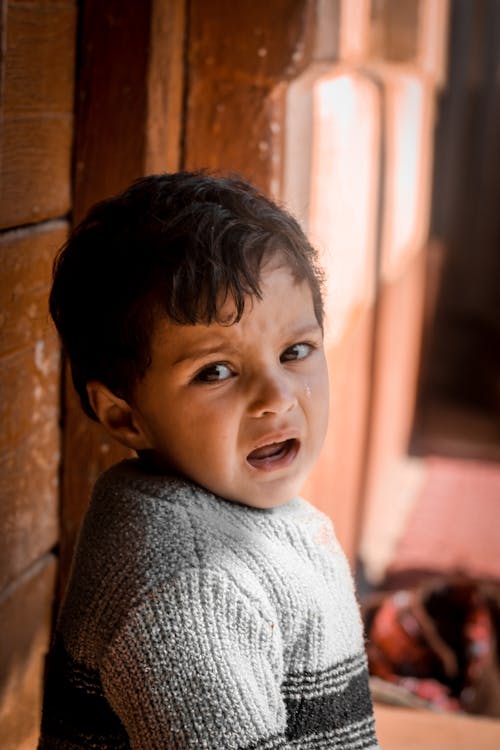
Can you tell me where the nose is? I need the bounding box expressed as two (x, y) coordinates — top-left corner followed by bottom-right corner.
(247, 368), (298, 417)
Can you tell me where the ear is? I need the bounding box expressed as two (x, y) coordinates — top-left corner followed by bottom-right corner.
(86, 381), (151, 451)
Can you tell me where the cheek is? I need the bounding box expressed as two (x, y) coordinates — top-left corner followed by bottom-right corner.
(308, 362), (330, 428)
(179, 395), (238, 445)
(307, 356), (329, 400)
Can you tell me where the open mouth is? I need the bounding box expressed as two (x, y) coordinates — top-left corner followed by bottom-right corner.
(246, 438), (299, 470)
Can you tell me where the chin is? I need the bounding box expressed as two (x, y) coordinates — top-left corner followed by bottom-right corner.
(208, 470), (307, 510)
(250, 496), (294, 510)
(240, 482), (302, 510)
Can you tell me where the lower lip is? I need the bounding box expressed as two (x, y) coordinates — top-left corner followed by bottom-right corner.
(246, 439), (299, 471)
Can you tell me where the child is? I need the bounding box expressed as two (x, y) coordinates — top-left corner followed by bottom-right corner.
(38, 172), (379, 749)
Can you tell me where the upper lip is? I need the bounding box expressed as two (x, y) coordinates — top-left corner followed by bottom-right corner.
(248, 428), (301, 454)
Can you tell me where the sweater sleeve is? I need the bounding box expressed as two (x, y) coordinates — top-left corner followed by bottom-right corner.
(100, 567), (289, 749)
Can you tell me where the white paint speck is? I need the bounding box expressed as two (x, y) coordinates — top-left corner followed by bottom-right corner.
(34, 340), (47, 374)
(292, 43), (304, 63)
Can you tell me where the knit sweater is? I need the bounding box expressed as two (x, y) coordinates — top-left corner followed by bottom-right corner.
(39, 460), (379, 749)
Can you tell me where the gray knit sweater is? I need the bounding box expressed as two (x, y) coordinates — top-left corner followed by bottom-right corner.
(39, 460), (379, 749)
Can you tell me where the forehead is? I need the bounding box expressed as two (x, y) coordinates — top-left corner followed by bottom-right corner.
(151, 264), (319, 362)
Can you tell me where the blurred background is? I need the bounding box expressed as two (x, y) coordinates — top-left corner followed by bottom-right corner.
(1, 0), (500, 747)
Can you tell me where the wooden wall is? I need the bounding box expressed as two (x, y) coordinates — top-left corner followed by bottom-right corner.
(0, 1), (77, 746)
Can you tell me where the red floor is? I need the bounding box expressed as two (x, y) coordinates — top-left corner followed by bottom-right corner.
(387, 455), (500, 583)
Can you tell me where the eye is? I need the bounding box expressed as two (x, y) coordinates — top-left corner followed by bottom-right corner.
(194, 362), (234, 383)
(280, 343), (313, 363)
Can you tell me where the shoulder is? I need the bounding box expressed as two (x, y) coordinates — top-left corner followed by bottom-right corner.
(75, 460), (288, 595)
(92, 458), (203, 508)
(60, 463), (263, 660)
(91, 459), (221, 531)
(82, 460), (234, 571)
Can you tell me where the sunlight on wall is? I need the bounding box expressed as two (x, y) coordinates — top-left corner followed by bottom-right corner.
(382, 73), (434, 280)
(309, 71), (380, 346)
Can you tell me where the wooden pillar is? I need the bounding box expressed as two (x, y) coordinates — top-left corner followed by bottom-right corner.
(184, 0), (316, 195)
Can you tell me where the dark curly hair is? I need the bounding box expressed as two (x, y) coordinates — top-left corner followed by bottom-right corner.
(50, 171), (324, 419)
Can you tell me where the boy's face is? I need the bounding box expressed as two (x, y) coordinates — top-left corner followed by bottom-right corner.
(130, 260), (329, 508)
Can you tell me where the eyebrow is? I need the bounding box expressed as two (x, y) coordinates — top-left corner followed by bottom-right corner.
(172, 341), (238, 367)
(289, 322), (323, 339)
(172, 321), (322, 367)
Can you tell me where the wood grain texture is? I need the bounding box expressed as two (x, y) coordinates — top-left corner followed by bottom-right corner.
(0, 340), (59, 455)
(184, 0), (316, 193)
(73, 0), (185, 218)
(0, 376), (60, 586)
(146, 0), (186, 173)
(72, 0), (151, 217)
(0, 4), (74, 746)
(3, 1), (76, 115)
(0, 222), (64, 591)
(0, 222), (68, 355)
(0, 115), (73, 229)
(0, 1), (77, 229)
(0, 556), (56, 750)
(188, 0), (315, 83)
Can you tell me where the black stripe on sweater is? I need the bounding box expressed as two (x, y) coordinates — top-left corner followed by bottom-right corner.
(39, 634), (130, 749)
(282, 653), (367, 697)
(240, 734), (288, 750)
(283, 666), (376, 745)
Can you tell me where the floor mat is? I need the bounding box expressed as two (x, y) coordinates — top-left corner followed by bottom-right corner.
(387, 456), (500, 582)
